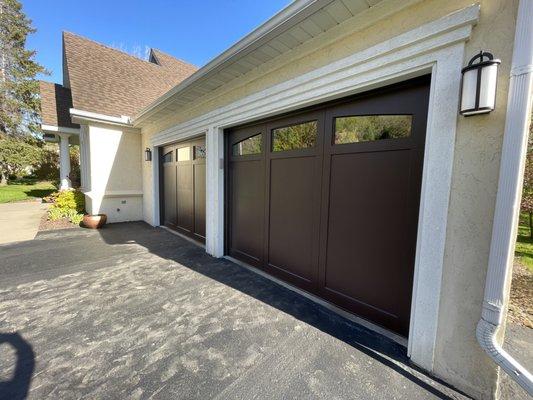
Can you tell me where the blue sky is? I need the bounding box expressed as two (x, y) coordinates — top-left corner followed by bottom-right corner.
(23, 0), (291, 84)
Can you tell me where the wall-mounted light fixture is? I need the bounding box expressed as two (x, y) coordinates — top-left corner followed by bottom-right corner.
(145, 147), (152, 162)
(460, 51), (501, 116)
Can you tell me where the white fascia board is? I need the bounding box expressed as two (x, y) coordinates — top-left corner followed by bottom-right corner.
(133, 0), (334, 124)
(41, 124), (80, 135)
(70, 108), (132, 126)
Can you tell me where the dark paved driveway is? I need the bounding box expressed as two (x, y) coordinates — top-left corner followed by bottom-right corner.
(0, 222), (469, 399)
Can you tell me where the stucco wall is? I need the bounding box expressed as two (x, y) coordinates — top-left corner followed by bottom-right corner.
(139, 1), (520, 398)
(86, 123), (143, 223)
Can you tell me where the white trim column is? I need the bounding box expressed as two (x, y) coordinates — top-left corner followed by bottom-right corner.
(151, 145), (161, 226)
(205, 126), (225, 257)
(58, 132), (72, 190)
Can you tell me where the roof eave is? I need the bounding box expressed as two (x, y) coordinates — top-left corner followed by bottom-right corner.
(133, 0), (334, 126)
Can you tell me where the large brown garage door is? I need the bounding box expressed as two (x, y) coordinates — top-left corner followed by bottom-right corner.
(161, 137), (206, 243)
(226, 76), (430, 335)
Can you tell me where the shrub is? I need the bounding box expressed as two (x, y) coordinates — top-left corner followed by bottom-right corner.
(46, 189), (86, 223)
(65, 209), (84, 225)
(47, 207), (63, 221)
(50, 190), (85, 213)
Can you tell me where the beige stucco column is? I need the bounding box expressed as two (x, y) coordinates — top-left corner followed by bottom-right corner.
(58, 132), (72, 190)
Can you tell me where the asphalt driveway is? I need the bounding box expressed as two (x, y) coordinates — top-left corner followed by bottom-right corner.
(0, 222), (469, 399)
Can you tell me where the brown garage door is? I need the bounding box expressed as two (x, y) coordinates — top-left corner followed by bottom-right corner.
(226, 76), (430, 335)
(161, 137), (206, 243)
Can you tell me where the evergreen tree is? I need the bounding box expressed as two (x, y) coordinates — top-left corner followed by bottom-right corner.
(0, 0), (47, 136)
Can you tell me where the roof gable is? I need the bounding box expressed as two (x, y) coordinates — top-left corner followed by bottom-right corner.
(62, 32), (197, 118)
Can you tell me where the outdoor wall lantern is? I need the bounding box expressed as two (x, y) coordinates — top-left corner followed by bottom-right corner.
(145, 147), (152, 162)
(460, 51), (501, 116)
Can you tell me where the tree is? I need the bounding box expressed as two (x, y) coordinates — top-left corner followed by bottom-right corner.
(0, 0), (47, 136)
(0, 133), (42, 184)
(521, 117), (533, 238)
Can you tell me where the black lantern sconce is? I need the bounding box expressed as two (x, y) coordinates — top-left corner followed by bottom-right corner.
(460, 51), (500, 116)
(145, 147), (152, 162)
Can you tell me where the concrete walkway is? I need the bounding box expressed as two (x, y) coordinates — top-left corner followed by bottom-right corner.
(0, 223), (470, 400)
(0, 201), (48, 245)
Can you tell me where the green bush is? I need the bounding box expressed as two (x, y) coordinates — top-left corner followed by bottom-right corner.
(47, 207), (64, 221)
(65, 209), (84, 225)
(47, 189), (86, 223)
(50, 190), (85, 213)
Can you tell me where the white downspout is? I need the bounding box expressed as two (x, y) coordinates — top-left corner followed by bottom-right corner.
(476, 0), (533, 395)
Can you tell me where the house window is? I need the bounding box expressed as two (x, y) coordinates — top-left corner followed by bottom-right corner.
(272, 120), (317, 152)
(232, 133), (262, 156)
(334, 115), (412, 145)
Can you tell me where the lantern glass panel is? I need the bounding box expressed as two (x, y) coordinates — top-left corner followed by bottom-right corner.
(479, 64), (498, 110)
(461, 68), (478, 112)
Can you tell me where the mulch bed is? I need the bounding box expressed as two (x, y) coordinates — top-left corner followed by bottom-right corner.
(38, 213), (79, 232)
(508, 262), (533, 328)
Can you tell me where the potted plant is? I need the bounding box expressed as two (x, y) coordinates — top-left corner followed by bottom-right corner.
(82, 214), (107, 229)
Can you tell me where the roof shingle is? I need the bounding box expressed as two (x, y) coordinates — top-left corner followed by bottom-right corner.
(62, 32), (198, 118)
(39, 81), (79, 129)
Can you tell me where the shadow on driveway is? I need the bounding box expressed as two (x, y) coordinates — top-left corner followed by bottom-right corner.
(0, 332), (35, 400)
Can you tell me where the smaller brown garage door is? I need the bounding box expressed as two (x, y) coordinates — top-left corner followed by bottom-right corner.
(161, 137), (206, 243)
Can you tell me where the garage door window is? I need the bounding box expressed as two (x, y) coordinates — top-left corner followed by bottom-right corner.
(232, 133), (262, 156)
(272, 120), (317, 152)
(195, 145), (206, 159)
(162, 151), (173, 163)
(177, 147), (191, 161)
(334, 115), (412, 144)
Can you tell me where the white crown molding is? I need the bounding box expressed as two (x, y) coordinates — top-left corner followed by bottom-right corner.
(151, 5), (479, 146)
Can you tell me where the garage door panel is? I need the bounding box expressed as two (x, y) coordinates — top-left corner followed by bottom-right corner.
(229, 160), (264, 264)
(163, 166), (177, 226)
(176, 164), (193, 232)
(194, 164), (206, 239)
(267, 156), (319, 284)
(323, 150), (414, 325)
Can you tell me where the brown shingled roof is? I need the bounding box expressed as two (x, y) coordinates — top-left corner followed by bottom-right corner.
(39, 81), (79, 129)
(62, 31), (198, 118)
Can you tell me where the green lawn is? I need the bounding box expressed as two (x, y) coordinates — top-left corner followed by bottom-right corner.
(0, 180), (56, 203)
(515, 212), (533, 272)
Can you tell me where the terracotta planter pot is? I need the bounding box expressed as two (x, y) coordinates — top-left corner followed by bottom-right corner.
(83, 214), (107, 229)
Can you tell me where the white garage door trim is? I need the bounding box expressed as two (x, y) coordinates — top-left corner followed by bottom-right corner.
(149, 5), (479, 373)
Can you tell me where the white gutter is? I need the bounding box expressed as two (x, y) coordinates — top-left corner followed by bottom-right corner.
(41, 124), (80, 135)
(477, 0), (533, 395)
(69, 108), (132, 126)
(133, 0), (334, 125)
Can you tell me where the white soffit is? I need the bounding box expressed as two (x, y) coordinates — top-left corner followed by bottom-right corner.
(134, 0), (391, 126)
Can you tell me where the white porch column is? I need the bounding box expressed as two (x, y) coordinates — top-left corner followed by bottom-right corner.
(58, 132), (72, 190)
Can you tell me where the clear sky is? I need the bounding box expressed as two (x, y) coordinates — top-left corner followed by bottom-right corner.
(23, 0), (291, 84)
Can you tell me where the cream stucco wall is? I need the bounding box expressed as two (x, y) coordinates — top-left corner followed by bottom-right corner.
(86, 123), (143, 223)
(139, 1), (520, 398)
